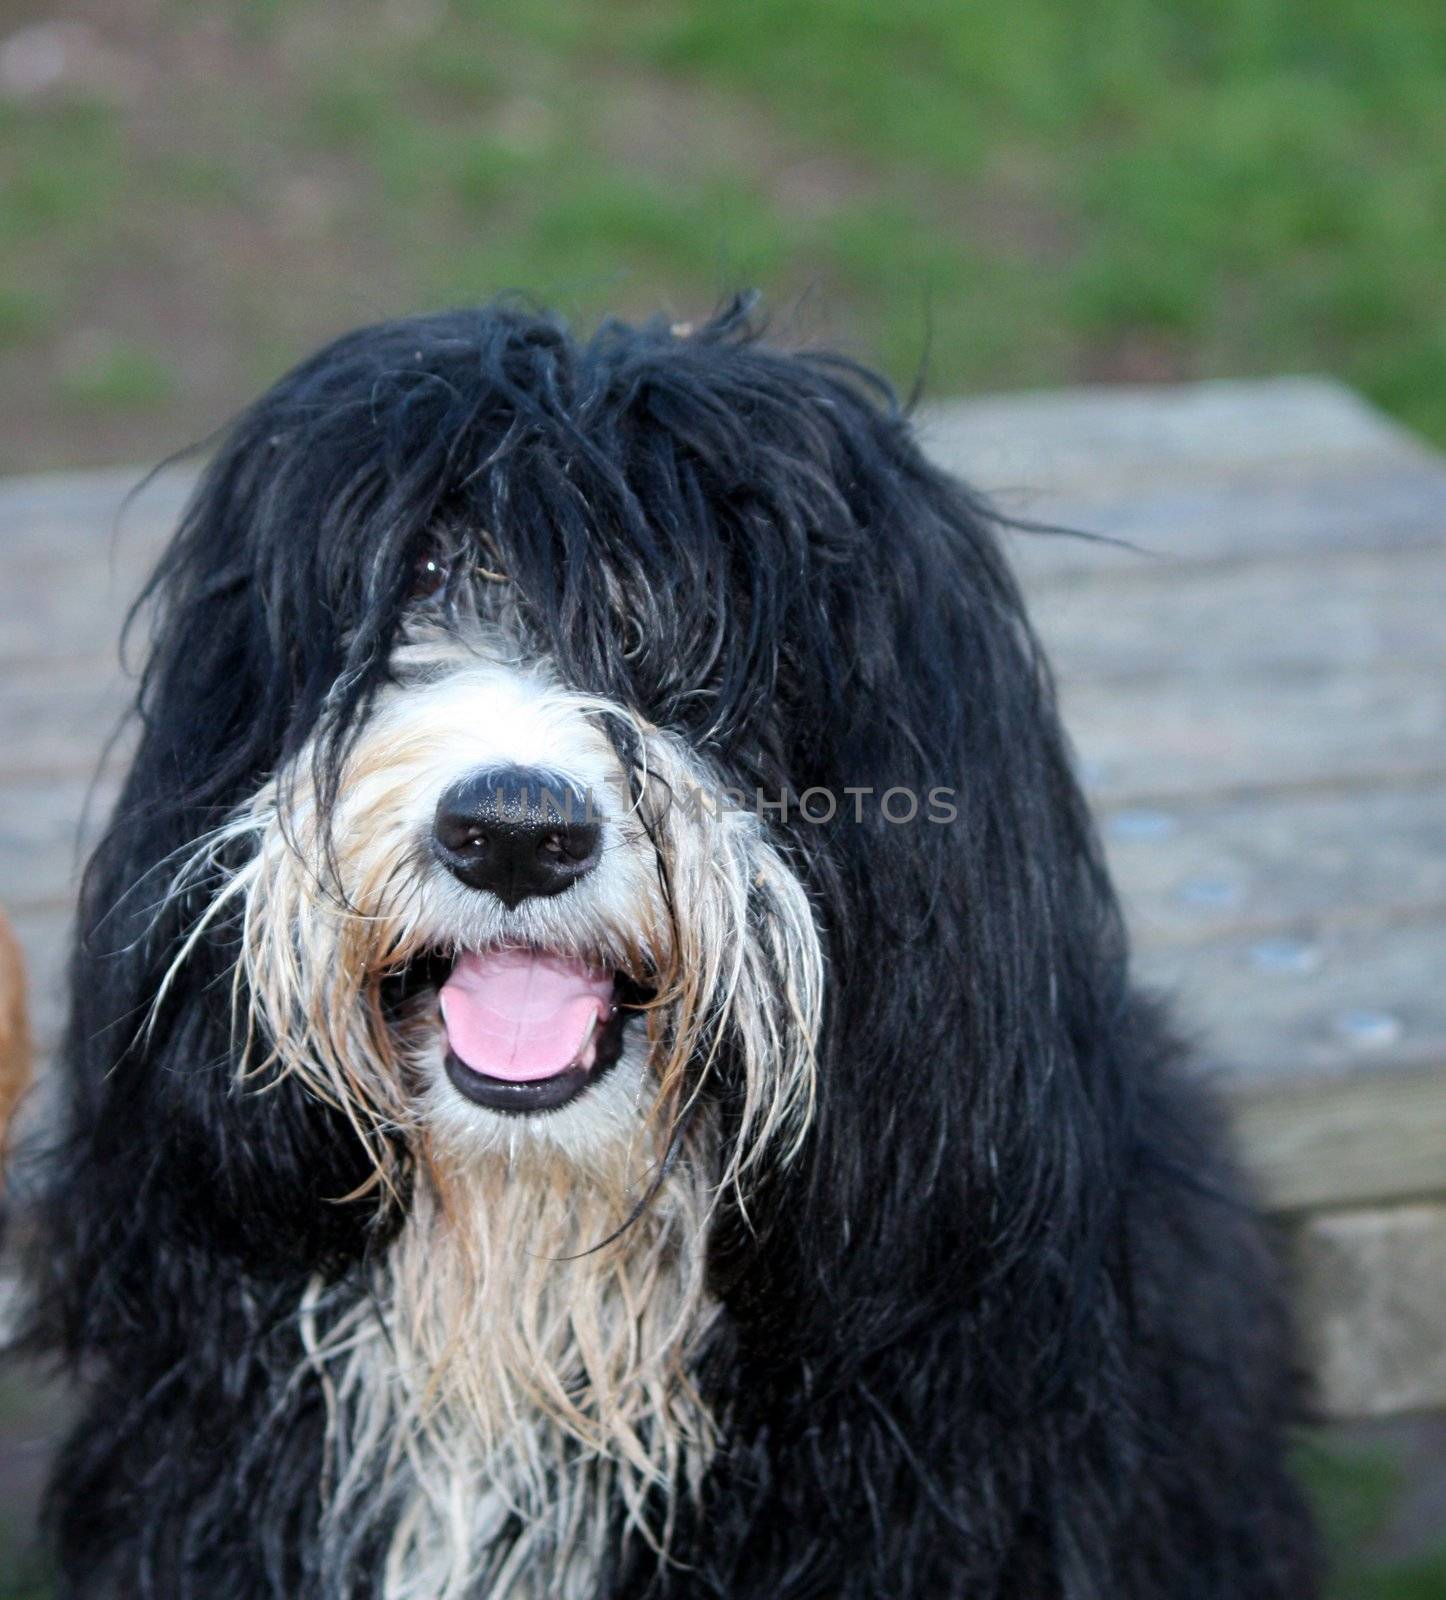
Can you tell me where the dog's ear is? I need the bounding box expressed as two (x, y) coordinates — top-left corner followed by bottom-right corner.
(712, 380), (1137, 1371)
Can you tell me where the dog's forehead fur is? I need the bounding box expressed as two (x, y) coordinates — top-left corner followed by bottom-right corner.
(140, 300), (1010, 795)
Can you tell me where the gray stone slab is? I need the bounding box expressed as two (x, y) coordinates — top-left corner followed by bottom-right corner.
(1294, 1204), (1446, 1416)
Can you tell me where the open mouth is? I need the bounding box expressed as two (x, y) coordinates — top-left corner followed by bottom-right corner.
(403, 948), (646, 1115)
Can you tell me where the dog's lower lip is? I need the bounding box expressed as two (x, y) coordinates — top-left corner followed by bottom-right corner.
(443, 1050), (600, 1113)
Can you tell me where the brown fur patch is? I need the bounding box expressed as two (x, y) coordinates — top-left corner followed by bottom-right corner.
(0, 905), (32, 1173)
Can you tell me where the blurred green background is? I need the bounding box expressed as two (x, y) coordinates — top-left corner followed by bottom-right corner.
(0, 0), (1444, 472)
(2, 1), (1446, 1593)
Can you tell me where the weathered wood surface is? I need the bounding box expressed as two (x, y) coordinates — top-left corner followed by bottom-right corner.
(927, 379), (1446, 1222)
(922, 376), (1446, 575)
(932, 383), (1446, 1417)
(1, 377), (1444, 1411)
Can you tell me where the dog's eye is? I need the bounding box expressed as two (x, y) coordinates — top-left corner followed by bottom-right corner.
(412, 547), (452, 602)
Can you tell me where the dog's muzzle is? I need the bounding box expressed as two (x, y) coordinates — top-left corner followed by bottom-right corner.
(432, 766), (600, 909)
(423, 765), (635, 1115)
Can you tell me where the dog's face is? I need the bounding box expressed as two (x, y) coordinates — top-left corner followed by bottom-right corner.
(197, 606), (822, 1185)
(137, 304), (1008, 1227)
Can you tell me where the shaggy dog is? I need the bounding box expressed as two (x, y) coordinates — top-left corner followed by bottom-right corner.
(21, 302), (1318, 1598)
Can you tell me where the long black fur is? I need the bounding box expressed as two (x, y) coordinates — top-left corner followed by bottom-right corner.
(19, 300), (1318, 1597)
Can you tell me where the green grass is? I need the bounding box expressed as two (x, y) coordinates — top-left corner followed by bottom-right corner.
(0, 287), (52, 349)
(0, 0), (1442, 465)
(601, 0), (1446, 423)
(1299, 1435), (1446, 1599)
(55, 340), (178, 414)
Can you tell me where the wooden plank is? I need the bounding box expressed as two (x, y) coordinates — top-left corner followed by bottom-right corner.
(1065, 662), (1446, 807)
(5, 775), (1440, 1212)
(33, 761), (1434, 951)
(0, 465), (192, 556)
(1292, 1204), (1446, 1417)
(926, 378), (1446, 582)
(1106, 781), (1446, 953)
(1145, 914), (1444, 1089)
(0, 772), (120, 913)
(44, 378), (1425, 554)
(5, 385), (1445, 583)
(9, 914), (1437, 1217)
(996, 463), (1446, 583)
(921, 377), (1439, 498)
(1, 383), (1423, 505)
(0, 392), (1440, 1238)
(1032, 546), (1446, 684)
(2, 432), (1446, 675)
(0, 563), (150, 669)
(0, 665), (133, 781)
(1236, 1071), (1446, 1214)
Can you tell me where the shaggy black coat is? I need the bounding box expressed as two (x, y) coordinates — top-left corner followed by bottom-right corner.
(20, 300), (1318, 1598)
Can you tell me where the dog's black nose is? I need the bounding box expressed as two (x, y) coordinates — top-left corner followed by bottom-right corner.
(432, 768), (600, 909)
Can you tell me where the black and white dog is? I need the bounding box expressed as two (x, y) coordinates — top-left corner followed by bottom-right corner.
(22, 301), (1318, 1597)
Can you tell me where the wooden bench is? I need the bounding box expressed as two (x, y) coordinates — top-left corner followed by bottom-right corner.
(3, 377), (1443, 1417)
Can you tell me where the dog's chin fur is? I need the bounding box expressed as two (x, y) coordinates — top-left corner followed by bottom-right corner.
(303, 1108), (721, 1600)
(19, 299), (1319, 1599)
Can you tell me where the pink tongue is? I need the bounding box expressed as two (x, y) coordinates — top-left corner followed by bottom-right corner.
(439, 950), (615, 1082)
